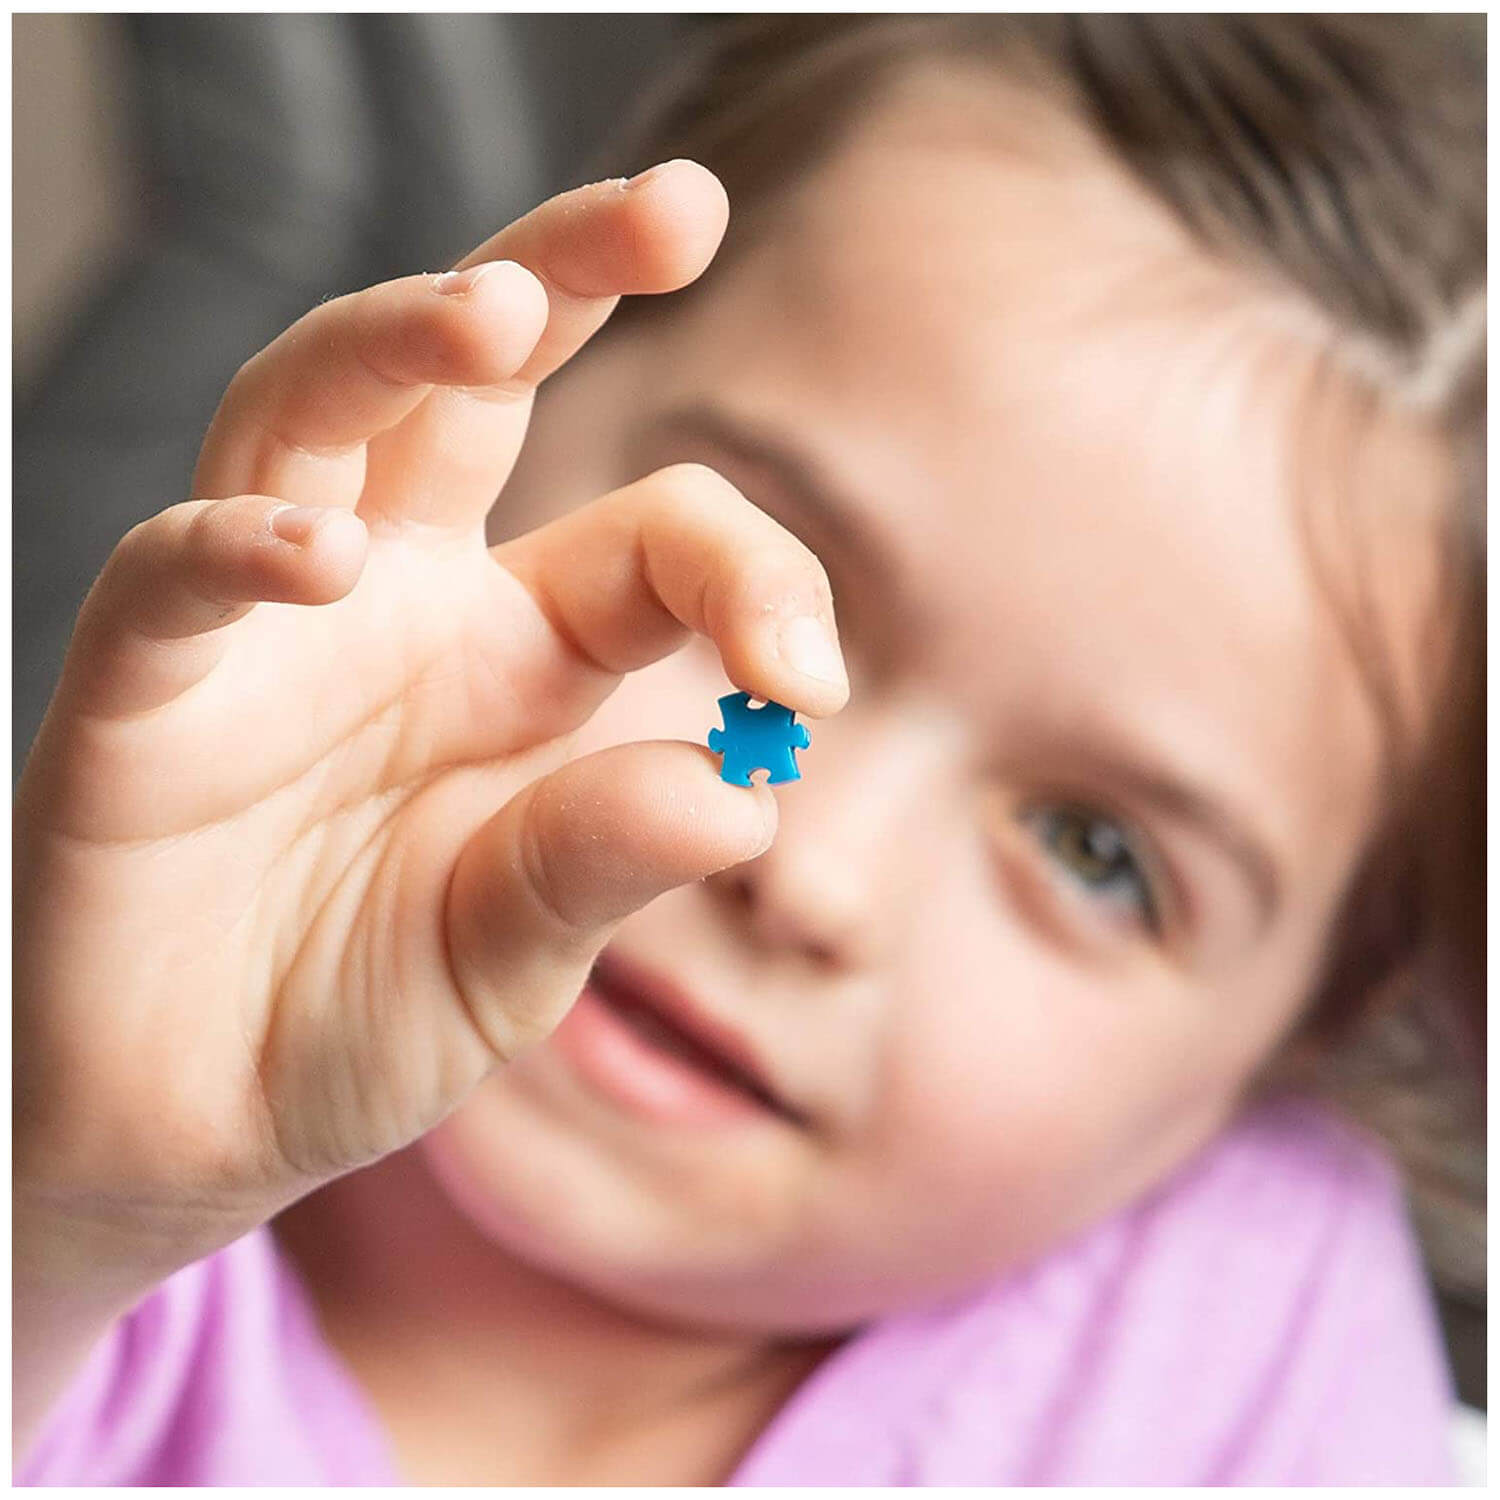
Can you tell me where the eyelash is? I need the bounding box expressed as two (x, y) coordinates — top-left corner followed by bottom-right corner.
(1016, 802), (1163, 937)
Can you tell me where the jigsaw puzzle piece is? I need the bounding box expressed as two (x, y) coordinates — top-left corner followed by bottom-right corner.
(707, 692), (811, 786)
(762, 718), (811, 784)
(707, 724), (754, 786)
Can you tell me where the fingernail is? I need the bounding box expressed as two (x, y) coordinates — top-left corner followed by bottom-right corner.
(625, 159), (685, 191)
(778, 615), (848, 689)
(271, 505), (329, 545)
(432, 263), (492, 296)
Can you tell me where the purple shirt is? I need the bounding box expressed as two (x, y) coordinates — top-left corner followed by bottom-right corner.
(18, 1098), (1457, 1485)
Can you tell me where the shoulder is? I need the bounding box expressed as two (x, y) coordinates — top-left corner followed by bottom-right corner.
(1132, 1093), (1415, 1291)
(979, 1097), (1453, 1484)
(1166, 1090), (1404, 1211)
(743, 1098), (1456, 1486)
(16, 1226), (392, 1486)
(1154, 1095), (1458, 1485)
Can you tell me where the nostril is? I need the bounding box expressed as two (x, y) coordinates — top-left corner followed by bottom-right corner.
(715, 869), (853, 969)
(805, 936), (841, 970)
(709, 864), (755, 909)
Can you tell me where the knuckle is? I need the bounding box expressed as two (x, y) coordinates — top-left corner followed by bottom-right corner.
(743, 525), (830, 607)
(114, 503), (192, 569)
(224, 345), (273, 406)
(518, 794), (579, 935)
(651, 461), (745, 515)
(649, 465), (822, 573)
(421, 298), (485, 367)
(114, 501), (253, 598)
(102, 528), (155, 601)
(767, 517), (824, 575)
(638, 464), (834, 618)
(444, 309), (511, 382)
(768, 530), (833, 612)
(449, 954), (533, 1063)
(747, 554), (830, 623)
(487, 1001), (552, 1062)
(366, 299), (483, 388)
(113, 516), (157, 565)
(183, 497), (253, 563)
(223, 292), (334, 400)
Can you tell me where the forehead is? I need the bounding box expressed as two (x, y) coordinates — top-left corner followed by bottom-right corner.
(644, 79), (1426, 853)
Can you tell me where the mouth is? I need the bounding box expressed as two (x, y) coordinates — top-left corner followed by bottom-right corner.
(550, 950), (805, 1131)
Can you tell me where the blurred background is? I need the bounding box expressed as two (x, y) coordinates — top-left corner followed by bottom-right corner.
(14, 13), (691, 758)
(11, 13), (1485, 1474)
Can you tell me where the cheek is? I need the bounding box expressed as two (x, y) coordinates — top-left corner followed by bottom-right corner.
(859, 879), (1242, 1254)
(849, 888), (1089, 1241)
(422, 1081), (806, 1275)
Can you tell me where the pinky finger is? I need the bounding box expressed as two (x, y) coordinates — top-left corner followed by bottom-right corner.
(64, 495), (367, 718)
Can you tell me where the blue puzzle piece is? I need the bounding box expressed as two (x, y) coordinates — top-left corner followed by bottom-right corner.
(707, 692), (810, 786)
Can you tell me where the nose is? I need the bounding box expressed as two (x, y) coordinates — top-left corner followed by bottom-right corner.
(706, 700), (947, 971)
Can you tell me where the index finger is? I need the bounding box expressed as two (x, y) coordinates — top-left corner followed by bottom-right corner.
(496, 463), (850, 722)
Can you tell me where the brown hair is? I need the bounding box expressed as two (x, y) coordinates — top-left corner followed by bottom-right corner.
(593, 15), (1487, 1345)
(602, 14), (1485, 1084)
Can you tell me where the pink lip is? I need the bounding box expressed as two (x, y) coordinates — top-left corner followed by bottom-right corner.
(550, 952), (795, 1131)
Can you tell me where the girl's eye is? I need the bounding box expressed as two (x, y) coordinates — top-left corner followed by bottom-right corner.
(1020, 803), (1160, 933)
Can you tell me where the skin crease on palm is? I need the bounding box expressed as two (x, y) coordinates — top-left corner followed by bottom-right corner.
(268, 62), (1450, 1447)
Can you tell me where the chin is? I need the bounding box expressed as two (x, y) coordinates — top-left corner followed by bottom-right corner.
(413, 1071), (914, 1338)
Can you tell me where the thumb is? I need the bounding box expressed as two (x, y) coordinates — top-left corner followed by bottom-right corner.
(445, 741), (776, 1061)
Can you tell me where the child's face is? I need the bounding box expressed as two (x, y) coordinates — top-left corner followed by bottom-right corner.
(423, 80), (1435, 1332)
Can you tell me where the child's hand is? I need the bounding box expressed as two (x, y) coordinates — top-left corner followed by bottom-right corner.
(14, 162), (847, 1269)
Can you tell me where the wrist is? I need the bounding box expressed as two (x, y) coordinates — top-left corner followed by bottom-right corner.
(12, 1181), (264, 1471)
(14, 1174), (264, 1305)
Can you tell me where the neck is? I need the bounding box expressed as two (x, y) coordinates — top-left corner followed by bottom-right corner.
(273, 1147), (831, 1484)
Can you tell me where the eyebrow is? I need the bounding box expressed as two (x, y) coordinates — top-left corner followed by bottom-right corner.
(642, 404), (903, 601)
(644, 406), (1281, 934)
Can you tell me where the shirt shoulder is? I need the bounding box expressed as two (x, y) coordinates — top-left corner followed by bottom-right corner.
(16, 1225), (395, 1486)
(735, 1097), (1457, 1485)
(1153, 1095), (1459, 1485)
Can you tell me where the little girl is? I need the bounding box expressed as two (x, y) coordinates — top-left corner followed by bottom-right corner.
(15, 16), (1483, 1485)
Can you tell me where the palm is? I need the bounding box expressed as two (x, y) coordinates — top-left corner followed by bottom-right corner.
(22, 524), (590, 1196)
(149, 522), (594, 820)
(224, 530), (628, 1174)
(251, 542), (572, 1169)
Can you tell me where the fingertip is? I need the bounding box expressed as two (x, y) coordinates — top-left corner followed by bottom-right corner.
(303, 506), (369, 597)
(789, 680), (851, 721)
(478, 257), (551, 338)
(774, 613), (851, 717)
(447, 259), (552, 382)
(686, 744), (780, 862)
(718, 673), (848, 728)
(746, 780), (779, 857)
(621, 159), (730, 291)
(719, 623), (850, 725)
(269, 503), (368, 601)
(508, 740), (778, 937)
